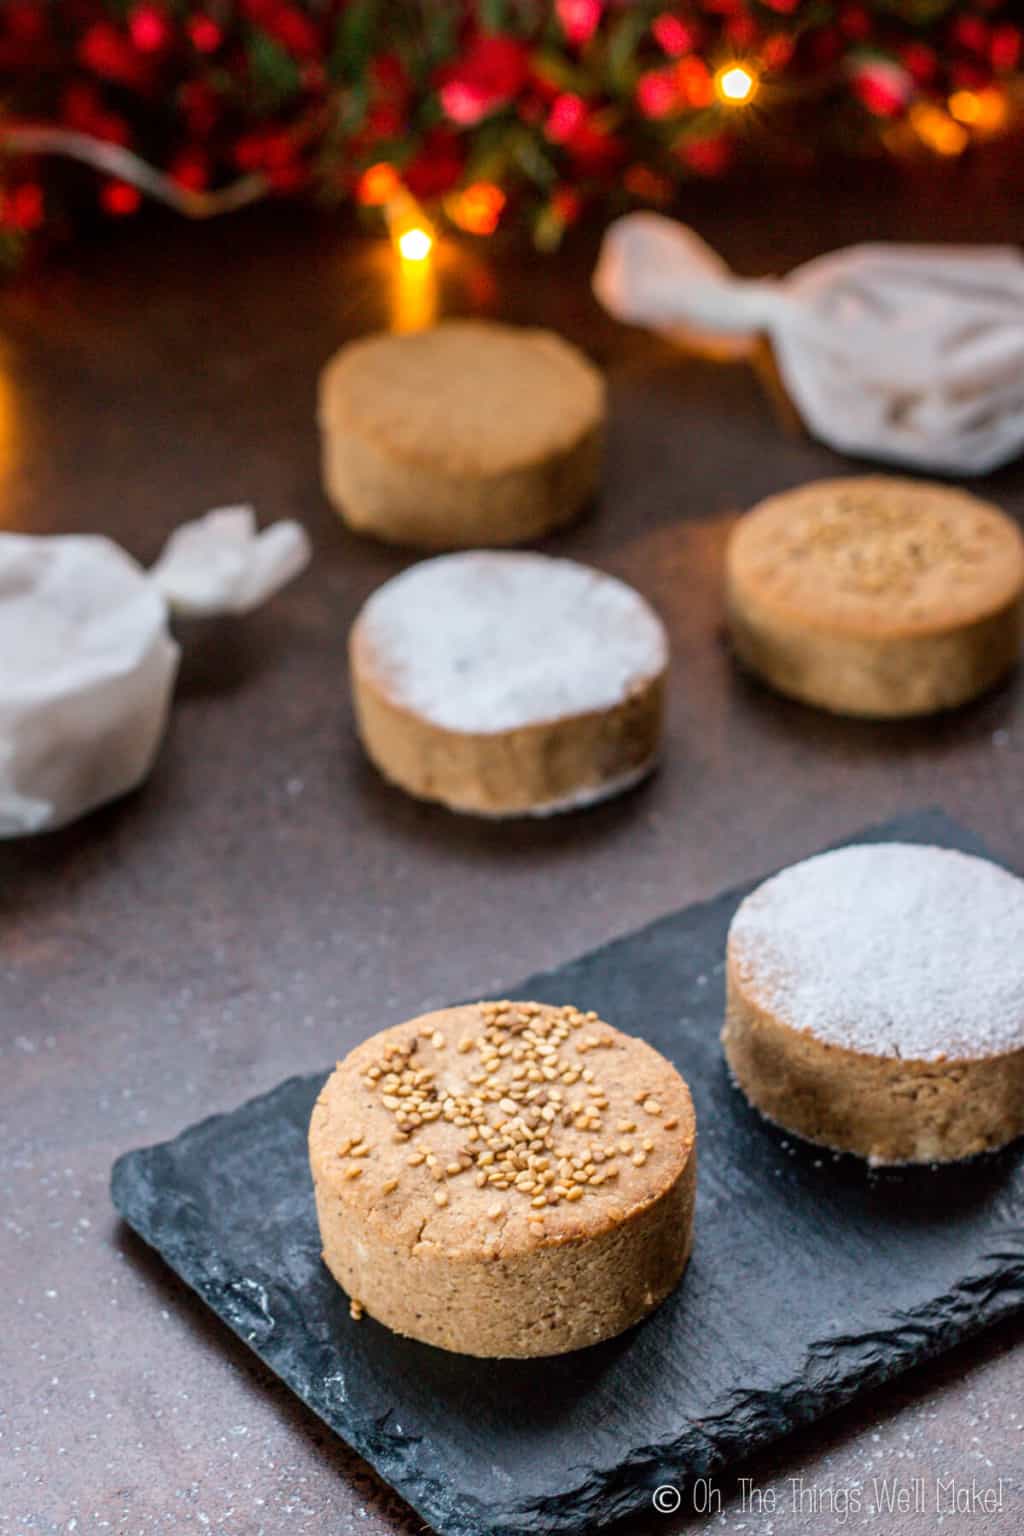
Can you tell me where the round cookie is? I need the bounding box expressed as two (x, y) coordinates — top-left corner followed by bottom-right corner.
(723, 843), (1024, 1165)
(309, 1000), (697, 1357)
(349, 551), (668, 817)
(726, 476), (1024, 717)
(318, 320), (606, 548)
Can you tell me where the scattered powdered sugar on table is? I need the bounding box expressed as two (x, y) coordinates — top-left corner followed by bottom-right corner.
(728, 843), (1024, 1061)
(355, 551), (668, 733)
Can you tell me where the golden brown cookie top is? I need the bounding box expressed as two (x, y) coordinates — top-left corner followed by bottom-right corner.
(318, 320), (605, 478)
(309, 1001), (695, 1262)
(727, 476), (1024, 637)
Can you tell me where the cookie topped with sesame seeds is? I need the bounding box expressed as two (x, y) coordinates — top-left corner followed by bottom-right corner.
(726, 476), (1024, 717)
(309, 1000), (696, 1357)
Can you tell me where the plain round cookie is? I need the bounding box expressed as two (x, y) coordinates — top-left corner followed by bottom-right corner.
(309, 1001), (697, 1357)
(349, 551), (668, 817)
(726, 476), (1024, 717)
(318, 320), (606, 548)
(723, 843), (1024, 1165)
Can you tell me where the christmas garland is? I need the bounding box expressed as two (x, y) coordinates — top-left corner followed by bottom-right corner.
(1, 1), (1021, 264)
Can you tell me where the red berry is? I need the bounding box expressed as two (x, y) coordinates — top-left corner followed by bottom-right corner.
(101, 181), (142, 216)
(545, 92), (585, 143)
(267, 6), (319, 57)
(3, 183), (44, 231)
(991, 25), (1022, 73)
(901, 43), (936, 86)
(170, 152), (209, 192)
(6, 3), (46, 43)
(682, 135), (732, 177)
(78, 22), (143, 87)
(129, 5), (169, 54)
(187, 15), (221, 53)
(839, 5), (871, 41)
(952, 16), (988, 53)
(652, 15), (695, 58)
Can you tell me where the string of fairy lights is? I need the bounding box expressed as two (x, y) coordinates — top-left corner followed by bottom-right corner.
(363, 59), (760, 260)
(1, 3), (1022, 265)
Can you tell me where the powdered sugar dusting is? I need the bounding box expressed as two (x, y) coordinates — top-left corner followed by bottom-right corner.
(729, 843), (1024, 1062)
(355, 551), (668, 734)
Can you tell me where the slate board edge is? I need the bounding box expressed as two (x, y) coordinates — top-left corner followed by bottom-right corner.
(110, 806), (1024, 1536)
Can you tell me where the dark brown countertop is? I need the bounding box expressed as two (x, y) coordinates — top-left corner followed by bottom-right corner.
(3, 172), (1024, 1536)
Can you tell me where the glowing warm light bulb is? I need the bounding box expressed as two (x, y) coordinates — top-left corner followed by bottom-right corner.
(948, 90), (983, 125)
(447, 181), (506, 236)
(383, 185), (437, 330)
(715, 63), (757, 105)
(948, 87), (1009, 134)
(910, 102), (968, 157)
(383, 184), (435, 262)
(398, 226), (433, 261)
(358, 162), (401, 206)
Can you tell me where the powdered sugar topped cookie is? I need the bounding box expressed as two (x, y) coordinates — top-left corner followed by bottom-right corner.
(724, 842), (1024, 1163)
(729, 843), (1024, 1062)
(349, 552), (668, 817)
(357, 551), (666, 733)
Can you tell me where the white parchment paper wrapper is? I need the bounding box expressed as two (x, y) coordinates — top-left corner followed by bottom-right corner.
(150, 505), (311, 617)
(0, 507), (311, 836)
(594, 213), (1024, 475)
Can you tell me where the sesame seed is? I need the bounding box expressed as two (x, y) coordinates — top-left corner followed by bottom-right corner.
(643, 1099), (662, 1116)
(349, 1299), (364, 1321)
(358, 1001), (661, 1220)
(382, 1178), (399, 1195)
(434, 1189), (448, 1207)
(344, 1164), (363, 1180)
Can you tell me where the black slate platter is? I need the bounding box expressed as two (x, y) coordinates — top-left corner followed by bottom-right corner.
(111, 809), (1024, 1536)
